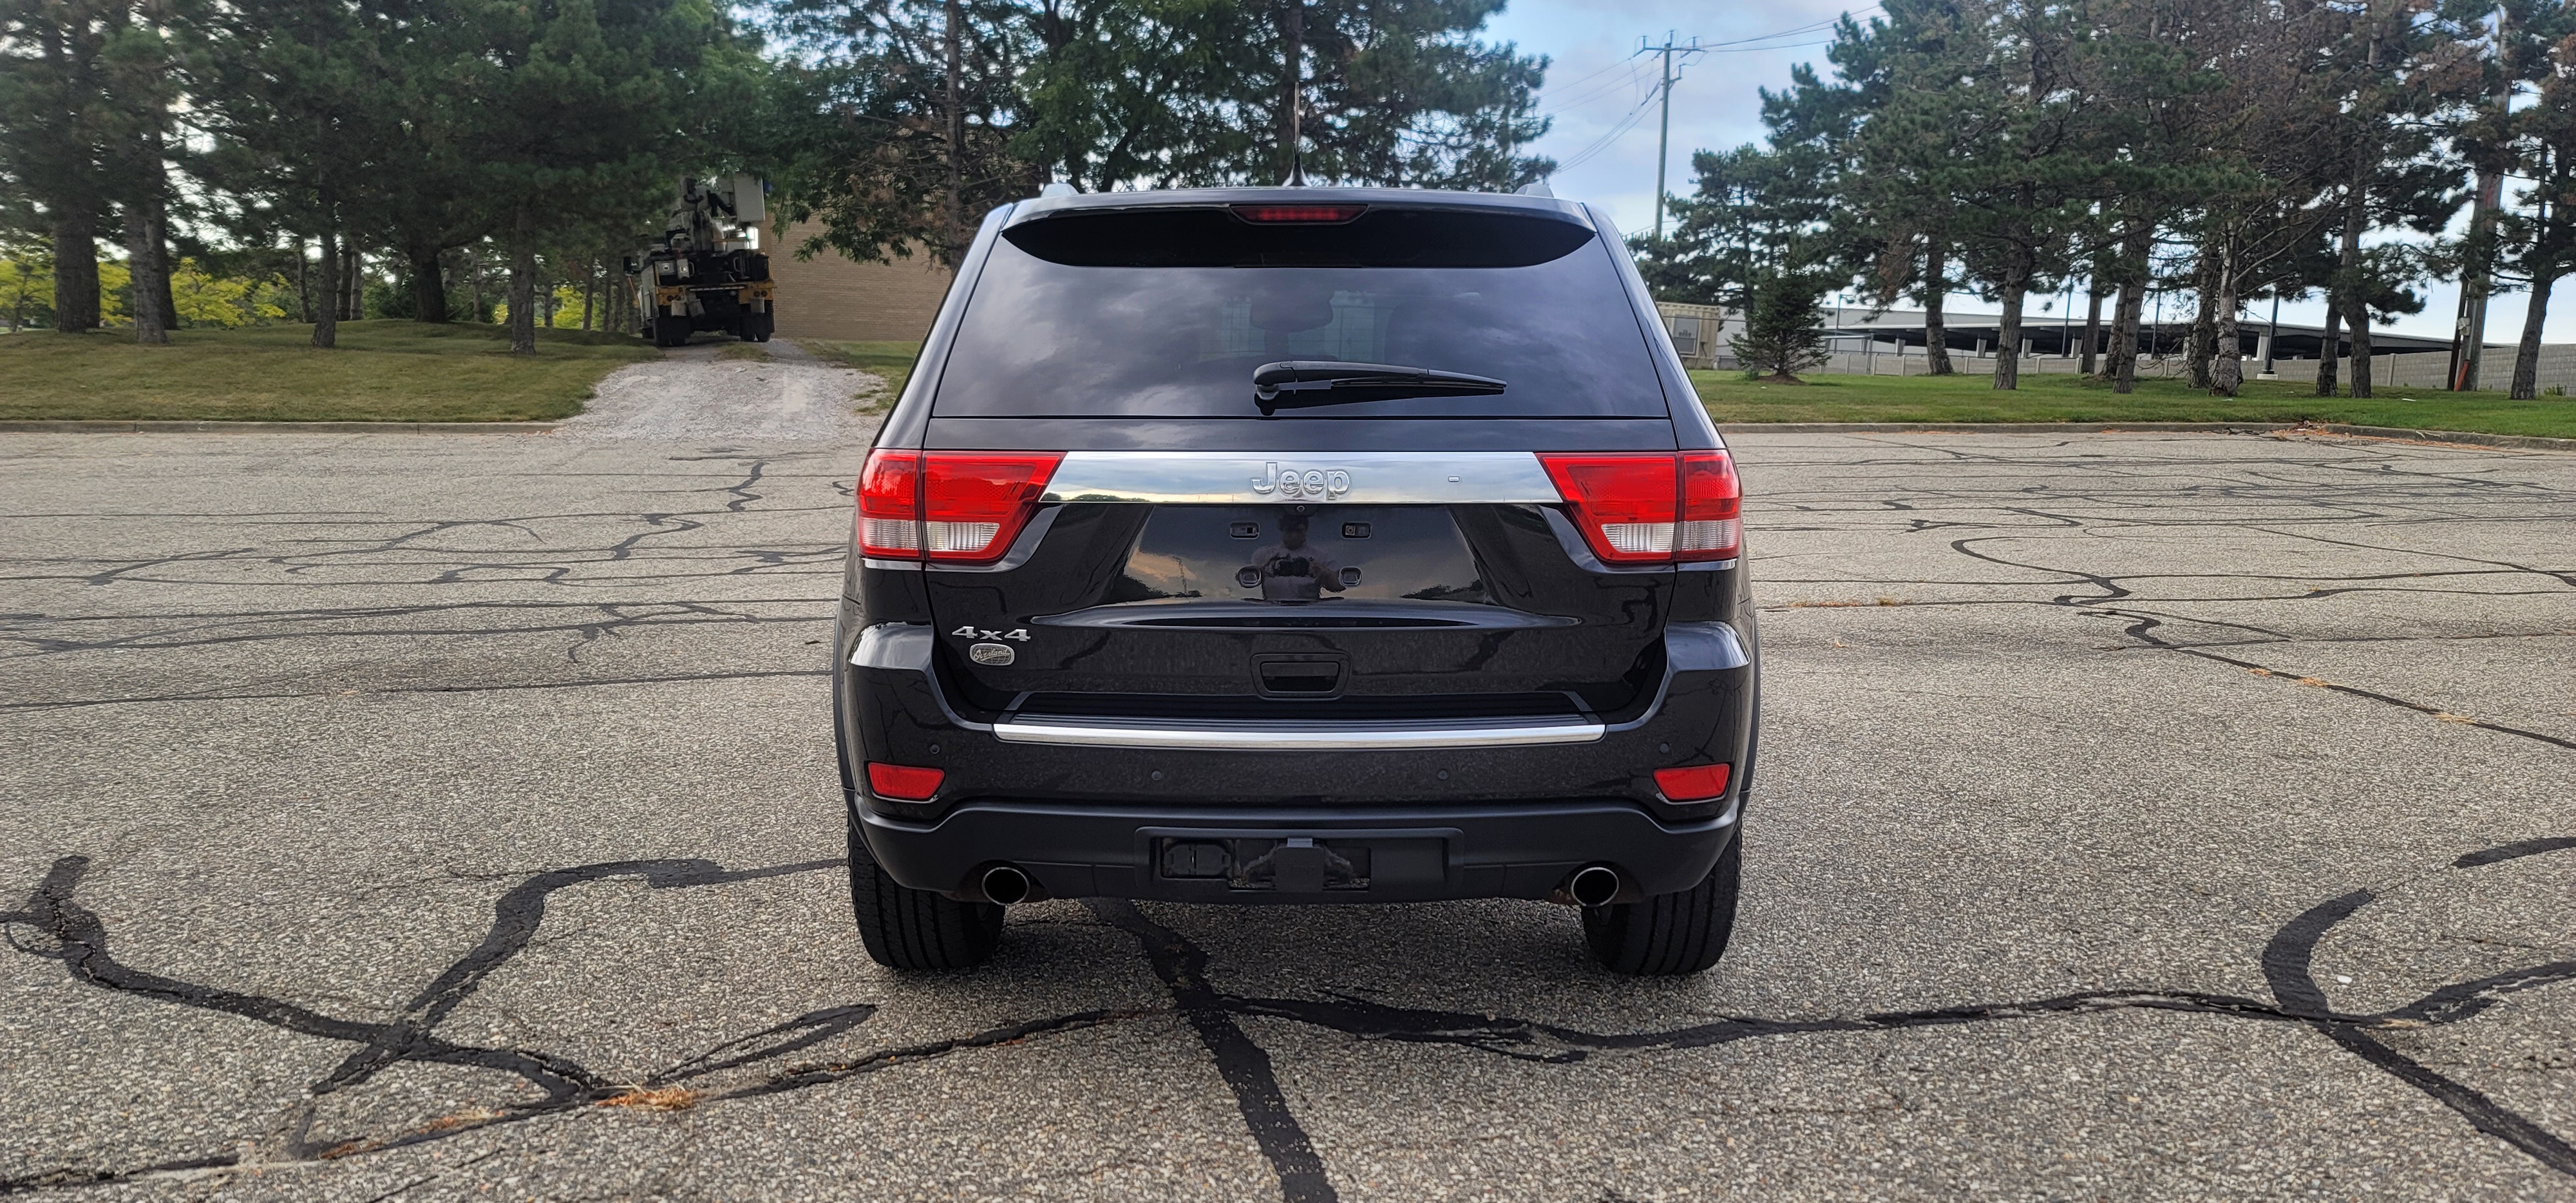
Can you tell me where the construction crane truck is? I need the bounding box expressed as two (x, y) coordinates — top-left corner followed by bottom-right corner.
(628, 174), (774, 348)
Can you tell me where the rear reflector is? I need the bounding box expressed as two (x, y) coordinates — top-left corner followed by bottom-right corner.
(1539, 450), (1742, 565)
(1653, 763), (1732, 802)
(855, 449), (1064, 564)
(1230, 204), (1367, 224)
(866, 762), (945, 800)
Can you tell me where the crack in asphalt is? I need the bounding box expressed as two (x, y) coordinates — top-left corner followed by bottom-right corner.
(1, 839), (2568, 1197)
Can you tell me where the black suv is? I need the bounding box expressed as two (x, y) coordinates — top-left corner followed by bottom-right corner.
(833, 187), (1758, 975)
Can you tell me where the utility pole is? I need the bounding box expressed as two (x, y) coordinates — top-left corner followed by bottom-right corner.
(2260, 293), (2280, 379)
(2450, 5), (2510, 392)
(1647, 33), (1702, 242)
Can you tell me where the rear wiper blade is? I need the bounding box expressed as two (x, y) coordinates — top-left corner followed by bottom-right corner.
(1251, 360), (1507, 413)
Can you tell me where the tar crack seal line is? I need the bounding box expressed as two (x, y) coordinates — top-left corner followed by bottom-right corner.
(1, 841), (2570, 1197)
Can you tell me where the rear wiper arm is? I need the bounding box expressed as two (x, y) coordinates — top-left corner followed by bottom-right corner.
(1252, 360), (1507, 413)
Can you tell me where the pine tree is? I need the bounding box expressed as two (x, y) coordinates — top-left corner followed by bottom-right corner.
(1730, 270), (1832, 383)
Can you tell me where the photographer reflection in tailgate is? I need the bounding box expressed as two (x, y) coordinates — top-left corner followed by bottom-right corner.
(1249, 513), (1347, 601)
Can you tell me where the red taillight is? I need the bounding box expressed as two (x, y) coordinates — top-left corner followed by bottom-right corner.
(1539, 453), (1680, 565)
(1677, 450), (1743, 562)
(854, 450), (1063, 564)
(866, 762), (945, 800)
(1653, 763), (1732, 802)
(1538, 450), (1742, 565)
(857, 448), (922, 557)
(1230, 204), (1367, 223)
(922, 453), (1063, 562)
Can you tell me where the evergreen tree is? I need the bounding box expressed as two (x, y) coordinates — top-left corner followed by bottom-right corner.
(1730, 269), (1833, 383)
(762, 0), (1550, 269)
(0, 0), (135, 331)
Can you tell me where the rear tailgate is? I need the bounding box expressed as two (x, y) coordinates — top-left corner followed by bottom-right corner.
(864, 193), (1739, 788)
(918, 450), (1676, 731)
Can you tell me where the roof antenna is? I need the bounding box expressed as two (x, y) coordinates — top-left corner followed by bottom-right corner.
(1287, 151), (1307, 187)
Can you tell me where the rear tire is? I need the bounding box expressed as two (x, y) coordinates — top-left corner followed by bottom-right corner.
(1581, 834), (1741, 976)
(847, 811), (1003, 970)
(654, 316), (690, 348)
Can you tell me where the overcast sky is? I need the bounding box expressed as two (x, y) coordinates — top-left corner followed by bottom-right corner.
(1485, 0), (2573, 351)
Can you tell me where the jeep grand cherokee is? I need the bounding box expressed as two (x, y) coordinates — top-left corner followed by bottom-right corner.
(833, 186), (1759, 975)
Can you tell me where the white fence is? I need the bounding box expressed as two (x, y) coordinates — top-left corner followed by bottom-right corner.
(1782, 350), (2576, 392)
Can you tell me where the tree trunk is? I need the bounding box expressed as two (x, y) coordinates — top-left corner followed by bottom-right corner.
(2347, 290), (2374, 399)
(1922, 240), (1954, 375)
(148, 229), (176, 330)
(507, 209), (538, 355)
(2210, 242), (2241, 396)
(1992, 252), (2031, 391)
(2080, 285), (2102, 375)
(470, 248), (486, 323)
(2186, 257), (2217, 390)
(408, 243), (448, 322)
(943, 0), (965, 262)
(582, 256), (597, 332)
(51, 213), (100, 332)
(2510, 269), (2552, 399)
(295, 239), (312, 323)
(141, 131), (178, 330)
(312, 225), (341, 348)
(1276, 0), (1304, 182)
(124, 203), (169, 345)
(2315, 306), (2342, 395)
(2110, 278), (2143, 394)
(340, 245), (362, 320)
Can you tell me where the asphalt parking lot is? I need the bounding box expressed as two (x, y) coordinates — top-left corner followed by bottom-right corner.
(3, 421), (2571, 1201)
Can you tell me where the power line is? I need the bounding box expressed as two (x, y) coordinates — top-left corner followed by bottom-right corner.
(1555, 92), (1660, 173)
(1537, 59), (1654, 118)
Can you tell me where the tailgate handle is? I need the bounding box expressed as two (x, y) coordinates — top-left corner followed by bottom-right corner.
(1256, 658), (1343, 696)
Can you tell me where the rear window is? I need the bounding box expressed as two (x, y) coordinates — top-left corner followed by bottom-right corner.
(929, 205), (1669, 419)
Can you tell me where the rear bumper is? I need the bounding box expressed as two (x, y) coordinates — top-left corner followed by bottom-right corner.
(857, 797), (1741, 904)
(833, 609), (1757, 902)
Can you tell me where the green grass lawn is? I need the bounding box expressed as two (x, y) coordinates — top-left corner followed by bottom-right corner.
(1693, 370), (2576, 439)
(0, 323), (659, 422)
(800, 340), (922, 406)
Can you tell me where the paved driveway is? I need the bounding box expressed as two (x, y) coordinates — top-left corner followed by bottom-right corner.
(1, 428), (2570, 1201)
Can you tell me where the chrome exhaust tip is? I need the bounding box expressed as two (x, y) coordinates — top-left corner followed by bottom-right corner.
(1568, 865), (1621, 908)
(980, 864), (1032, 906)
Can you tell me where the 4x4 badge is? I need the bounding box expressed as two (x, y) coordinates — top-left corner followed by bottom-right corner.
(952, 625), (1031, 641)
(1251, 462), (1352, 500)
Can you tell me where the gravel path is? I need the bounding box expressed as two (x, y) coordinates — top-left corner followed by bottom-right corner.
(558, 339), (886, 442)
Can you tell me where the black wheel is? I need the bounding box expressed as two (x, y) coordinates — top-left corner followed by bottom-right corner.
(1581, 834), (1742, 976)
(654, 316), (690, 348)
(847, 811), (1003, 971)
(753, 312), (773, 343)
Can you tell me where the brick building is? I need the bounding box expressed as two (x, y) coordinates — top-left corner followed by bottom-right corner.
(766, 220), (954, 343)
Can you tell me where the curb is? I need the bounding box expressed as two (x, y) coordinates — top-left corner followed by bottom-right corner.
(1714, 420), (2576, 453)
(0, 420), (558, 435)
(2300, 423), (2576, 453)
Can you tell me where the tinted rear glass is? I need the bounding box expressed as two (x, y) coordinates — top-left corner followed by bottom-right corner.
(931, 206), (1669, 419)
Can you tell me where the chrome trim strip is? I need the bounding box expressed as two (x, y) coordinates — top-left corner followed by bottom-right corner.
(860, 556), (923, 572)
(1041, 451), (1560, 506)
(990, 717), (1605, 750)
